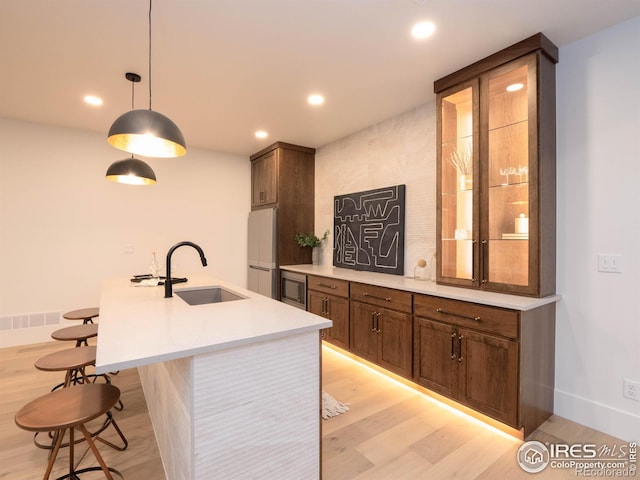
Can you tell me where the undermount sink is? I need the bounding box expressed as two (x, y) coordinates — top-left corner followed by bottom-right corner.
(175, 286), (246, 306)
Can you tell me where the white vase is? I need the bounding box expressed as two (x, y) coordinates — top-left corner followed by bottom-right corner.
(312, 247), (321, 265)
(459, 174), (472, 191)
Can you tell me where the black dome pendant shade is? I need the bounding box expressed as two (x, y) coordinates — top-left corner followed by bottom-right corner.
(106, 0), (186, 158)
(108, 109), (186, 158)
(106, 156), (157, 185)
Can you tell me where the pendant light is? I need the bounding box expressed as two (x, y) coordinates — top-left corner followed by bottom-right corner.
(106, 73), (157, 185)
(107, 0), (186, 158)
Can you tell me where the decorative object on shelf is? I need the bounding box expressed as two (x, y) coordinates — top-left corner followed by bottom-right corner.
(295, 229), (329, 265)
(450, 145), (472, 190)
(334, 185), (406, 275)
(515, 213), (529, 234)
(107, 0), (186, 159)
(414, 259), (428, 281)
(106, 73), (157, 185)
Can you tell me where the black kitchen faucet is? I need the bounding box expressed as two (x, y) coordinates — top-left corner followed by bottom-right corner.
(164, 241), (208, 298)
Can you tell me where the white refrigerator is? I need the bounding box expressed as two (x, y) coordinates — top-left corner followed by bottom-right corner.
(247, 208), (277, 298)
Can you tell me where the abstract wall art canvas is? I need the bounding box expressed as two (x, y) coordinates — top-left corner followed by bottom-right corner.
(333, 184), (405, 275)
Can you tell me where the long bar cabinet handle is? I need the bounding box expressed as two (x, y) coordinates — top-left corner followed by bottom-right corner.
(481, 239), (488, 284)
(317, 283), (337, 290)
(435, 308), (481, 322)
(371, 312), (376, 333)
(450, 332), (456, 360)
(458, 335), (464, 362)
(362, 292), (391, 302)
(471, 239), (477, 282)
(376, 312), (381, 334)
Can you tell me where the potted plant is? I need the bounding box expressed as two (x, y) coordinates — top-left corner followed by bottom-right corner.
(295, 229), (329, 265)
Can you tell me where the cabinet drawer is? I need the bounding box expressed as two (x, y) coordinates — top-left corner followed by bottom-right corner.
(307, 275), (349, 298)
(414, 294), (519, 339)
(350, 283), (412, 313)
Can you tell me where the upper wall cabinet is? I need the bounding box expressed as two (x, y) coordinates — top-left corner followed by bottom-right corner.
(435, 33), (558, 297)
(250, 142), (315, 267)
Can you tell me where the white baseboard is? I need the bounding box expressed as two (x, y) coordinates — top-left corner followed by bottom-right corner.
(0, 323), (68, 348)
(555, 388), (640, 442)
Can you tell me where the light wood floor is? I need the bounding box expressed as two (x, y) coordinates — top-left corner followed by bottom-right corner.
(0, 340), (623, 479)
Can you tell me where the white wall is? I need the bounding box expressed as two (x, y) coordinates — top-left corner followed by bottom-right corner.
(315, 103), (437, 272)
(554, 16), (640, 441)
(0, 118), (250, 347)
(315, 18), (640, 441)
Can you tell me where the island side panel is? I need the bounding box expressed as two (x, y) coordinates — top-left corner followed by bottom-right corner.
(138, 357), (194, 480)
(192, 331), (321, 479)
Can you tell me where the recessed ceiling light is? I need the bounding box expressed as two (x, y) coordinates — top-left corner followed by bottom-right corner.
(84, 95), (103, 106)
(506, 83), (524, 92)
(255, 130), (268, 139)
(411, 21), (435, 39)
(308, 94), (325, 106)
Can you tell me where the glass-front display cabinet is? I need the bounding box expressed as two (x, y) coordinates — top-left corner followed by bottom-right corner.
(438, 81), (479, 286)
(436, 33), (558, 297)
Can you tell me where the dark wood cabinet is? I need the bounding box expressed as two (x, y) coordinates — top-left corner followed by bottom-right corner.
(307, 275), (349, 349)
(413, 318), (458, 398)
(457, 327), (518, 425)
(250, 142), (315, 281)
(251, 149), (277, 207)
(413, 292), (553, 435)
(435, 33), (558, 297)
(296, 267), (555, 436)
(349, 283), (412, 378)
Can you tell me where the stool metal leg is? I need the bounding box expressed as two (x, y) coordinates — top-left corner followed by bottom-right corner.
(42, 428), (65, 480)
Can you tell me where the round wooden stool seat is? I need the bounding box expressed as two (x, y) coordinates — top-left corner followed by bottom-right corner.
(63, 307), (100, 324)
(15, 383), (124, 479)
(51, 323), (98, 347)
(35, 346), (97, 388)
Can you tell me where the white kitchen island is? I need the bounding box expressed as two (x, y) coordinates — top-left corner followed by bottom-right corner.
(95, 273), (331, 480)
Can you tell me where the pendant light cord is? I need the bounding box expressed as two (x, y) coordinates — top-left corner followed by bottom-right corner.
(148, 0), (153, 110)
(131, 76), (135, 110)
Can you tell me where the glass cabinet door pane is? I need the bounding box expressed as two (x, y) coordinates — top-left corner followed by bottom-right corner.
(441, 86), (474, 281)
(487, 64), (529, 286)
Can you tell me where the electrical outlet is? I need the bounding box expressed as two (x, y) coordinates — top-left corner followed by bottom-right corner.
(124, 245), (135, 254)
(598, 254), (622, 273)
(623, 379), (639, 401)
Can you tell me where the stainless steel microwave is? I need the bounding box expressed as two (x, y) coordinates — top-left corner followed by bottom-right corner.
(280, 271), (306, 310)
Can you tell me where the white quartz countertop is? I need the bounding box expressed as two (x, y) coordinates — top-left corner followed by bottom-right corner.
(281, 265), (560, 311)
(95, 273), (331, 374)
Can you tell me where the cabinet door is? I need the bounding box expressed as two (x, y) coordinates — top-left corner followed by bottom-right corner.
(251, 151), (277, 207)
(377, 308), (412, 378)
(437, 80), (480, 288)
(481, 54), (537, 294)
(325, 294), (349, 350)
(308, 290), (329, 340)
(457, 328), (519, 426)
(308, 290), (325, 317)
(349, 301), (377, 363)
(414, 317), (457, 398)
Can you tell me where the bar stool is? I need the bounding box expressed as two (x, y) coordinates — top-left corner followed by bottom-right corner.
(32, 346), (127, 451)
(15, 383), (124, 479)
(35, 346), (97, 390)
(63, 307), (100, 324)
(51, 323), (98, 347)
(34, 345), (124, 409)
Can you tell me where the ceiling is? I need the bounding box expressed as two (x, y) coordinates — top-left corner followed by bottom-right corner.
(1, 1), (638, 156)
